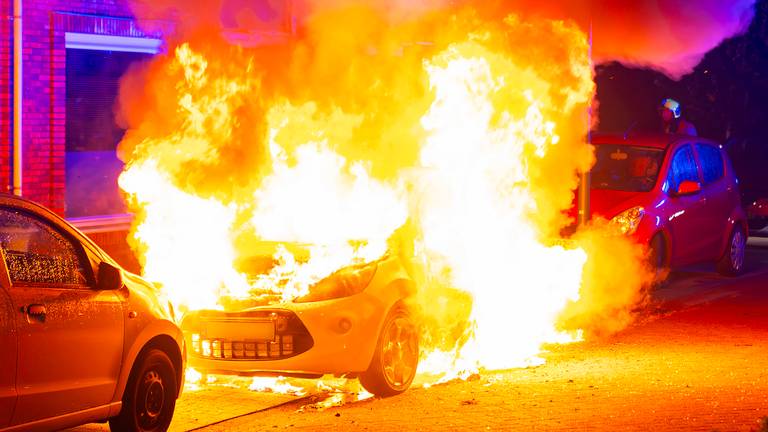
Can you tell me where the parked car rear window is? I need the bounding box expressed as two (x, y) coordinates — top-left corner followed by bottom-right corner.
(0, 208), (89, 286)
(695, 143), (724, 184)
(666, 144), (700, 194)
(592, 145), (665, 192)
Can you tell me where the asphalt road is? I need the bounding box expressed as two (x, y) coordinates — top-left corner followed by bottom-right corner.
(70, 239), (768, 431)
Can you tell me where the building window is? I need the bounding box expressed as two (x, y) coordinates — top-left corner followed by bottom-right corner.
(65, 33), (160, 219)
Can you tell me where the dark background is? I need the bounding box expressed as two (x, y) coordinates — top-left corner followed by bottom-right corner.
(595, 0), (768, 203)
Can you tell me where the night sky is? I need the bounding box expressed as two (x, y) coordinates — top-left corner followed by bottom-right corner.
(595, 0), (768, 203)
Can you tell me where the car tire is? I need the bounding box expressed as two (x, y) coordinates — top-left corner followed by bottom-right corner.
(648, 233), (668, 285)
(717, 226), (746, 277)
(359, 306), (419, 397)
(648, 234), (665, 269)
(109, 348), (178, 432)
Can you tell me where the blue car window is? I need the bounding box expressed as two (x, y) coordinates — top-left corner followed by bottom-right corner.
(666, 145), (699, 194)
(695, 143), (724, 184)
(0, 208), (89, 286)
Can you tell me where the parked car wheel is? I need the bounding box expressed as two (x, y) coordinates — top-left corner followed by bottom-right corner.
(646, 233), (673, 287)
(648, 233), (666, 271)
(359, 306), (419, 397)
(717, 226), (746, 277)
(110, 348), (178, 432)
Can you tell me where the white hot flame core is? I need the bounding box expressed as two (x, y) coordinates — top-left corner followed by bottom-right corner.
(119, 160), (251, 311)
(415, 45), (586, 372)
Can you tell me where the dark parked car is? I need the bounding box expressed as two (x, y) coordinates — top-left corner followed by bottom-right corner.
(0, 194), (184, 432)
(747, 197), (768, 236)
(589, 134), (748, 275)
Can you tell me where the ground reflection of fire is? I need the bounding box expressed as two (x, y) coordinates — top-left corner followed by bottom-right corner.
(184, 368), (373, 410)
(117, 3), (652, 399)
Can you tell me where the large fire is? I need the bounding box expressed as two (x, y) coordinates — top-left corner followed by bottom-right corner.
(117, 3), (652, 389)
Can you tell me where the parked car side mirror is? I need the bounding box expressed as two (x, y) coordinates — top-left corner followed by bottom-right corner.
(97, 262), (123, 291)
(675, 180), (702, 196)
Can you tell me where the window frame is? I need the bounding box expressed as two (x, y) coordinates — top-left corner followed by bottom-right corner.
(0, 206), (97, 290)
(64, 33), (161, 222)
(64, 32), (162, 54)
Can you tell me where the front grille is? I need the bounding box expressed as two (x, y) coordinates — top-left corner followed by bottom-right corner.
(184, 309), (313, 361)
(192, 334), (296, 360)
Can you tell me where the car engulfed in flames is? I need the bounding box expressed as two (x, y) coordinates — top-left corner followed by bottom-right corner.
(113, 1), (662, 400)
(181, 245), (420, 396)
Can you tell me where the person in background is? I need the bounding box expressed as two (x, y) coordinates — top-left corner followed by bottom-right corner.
(659, 98), (698, 136)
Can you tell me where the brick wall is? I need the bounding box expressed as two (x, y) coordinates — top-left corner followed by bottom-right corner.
(20, 0), (142, 214)
(86, 229), (141, 273)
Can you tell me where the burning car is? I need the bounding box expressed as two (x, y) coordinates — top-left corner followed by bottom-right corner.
(181, 244), (419, 397)
(589, 133), (748, 275)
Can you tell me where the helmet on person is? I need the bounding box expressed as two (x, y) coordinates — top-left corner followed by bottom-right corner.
(660, 98), (681, 119)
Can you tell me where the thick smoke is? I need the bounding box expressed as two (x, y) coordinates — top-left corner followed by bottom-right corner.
(294, 0), (757, 79)
(474, 0), (757, 79)
(127, 1), (757, 79)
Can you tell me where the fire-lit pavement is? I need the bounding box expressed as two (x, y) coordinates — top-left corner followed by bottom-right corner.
(68, 385), (299, 431)
(69, 238), (768, 432)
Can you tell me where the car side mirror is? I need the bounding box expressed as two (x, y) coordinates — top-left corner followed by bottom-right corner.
(97, 262), (122, 291)
(675, 180), (702, 196)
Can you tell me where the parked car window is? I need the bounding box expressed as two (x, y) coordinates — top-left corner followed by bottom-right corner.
(0, 208), (90, 286)
(695, 143), (725, 184)
(591, 145), (666, 192)
(666, 144), (700, 194)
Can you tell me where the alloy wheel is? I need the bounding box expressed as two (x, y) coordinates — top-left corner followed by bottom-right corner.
(381, 316), (418, 390)
(730, 229), (745, 273)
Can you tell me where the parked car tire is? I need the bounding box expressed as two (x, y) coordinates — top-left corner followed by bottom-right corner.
(109, 348), (178, 432)
(359, 306), (419, 397)
(716, 226), (746, 277)
(648, 233), (666, 271)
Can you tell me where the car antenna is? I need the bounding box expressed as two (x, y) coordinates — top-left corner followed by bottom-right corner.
(623, 121), (638, 140)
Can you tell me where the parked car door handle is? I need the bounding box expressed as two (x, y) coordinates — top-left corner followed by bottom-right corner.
(22, 303), (47, 317)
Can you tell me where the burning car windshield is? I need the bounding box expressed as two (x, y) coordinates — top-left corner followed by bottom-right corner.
(591, 145), (665, 192)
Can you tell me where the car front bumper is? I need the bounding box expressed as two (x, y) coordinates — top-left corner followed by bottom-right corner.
(183, 289), (397, 376)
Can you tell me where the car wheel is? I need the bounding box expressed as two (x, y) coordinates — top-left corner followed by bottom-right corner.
(717, 226), (746, 276)
(109, 349), (177, 432)
(647, 233), (668, 285)
(648, 234), (665, 269)
(359, 306), (419, 397)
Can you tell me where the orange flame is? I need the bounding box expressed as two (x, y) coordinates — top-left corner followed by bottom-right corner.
(117, 5), (652, 387)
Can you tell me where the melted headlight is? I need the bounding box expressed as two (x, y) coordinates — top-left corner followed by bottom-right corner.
(611, 206), (645, 235)
(294, 261), (378, 303)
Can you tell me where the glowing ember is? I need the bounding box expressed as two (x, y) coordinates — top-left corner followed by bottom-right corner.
(249, 377), (306, 395)
(184, 367), (205, 391)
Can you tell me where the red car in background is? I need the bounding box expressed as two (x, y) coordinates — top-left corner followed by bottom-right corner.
(588, 134), (748, 275)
